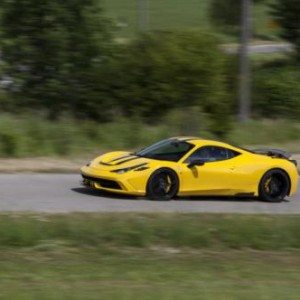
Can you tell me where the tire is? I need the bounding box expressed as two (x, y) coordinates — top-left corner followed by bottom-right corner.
(146, 168), (179, 200)
(259, 169), (290, 202)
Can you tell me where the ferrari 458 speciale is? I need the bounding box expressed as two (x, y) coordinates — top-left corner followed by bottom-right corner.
(81, 137), (298, 202)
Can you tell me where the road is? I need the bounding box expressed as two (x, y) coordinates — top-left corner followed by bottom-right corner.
(222, 43), (293, 54)
(0, 174), (299, 214)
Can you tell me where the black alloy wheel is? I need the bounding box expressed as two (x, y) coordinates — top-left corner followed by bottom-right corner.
(259, 169), (290, 202)
(146, 168), (179, 200)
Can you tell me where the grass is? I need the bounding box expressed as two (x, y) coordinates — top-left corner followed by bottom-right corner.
(0, 213), (299, 299)
(0, 114), (173, 158)
(103, 0), (279, 42)
(0, 114), (299, 158)
(0, 249), (299, 299)
(0, 213), (300, 250)
(228, 119), (300, 151)
(103, 0), (210, 39)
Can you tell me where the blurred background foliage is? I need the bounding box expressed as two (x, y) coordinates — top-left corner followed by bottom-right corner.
(209, 0), (266, 37)
(0, 0), (299, 157)
(0, 0), (113, 120)
(272, 0), (300, 60)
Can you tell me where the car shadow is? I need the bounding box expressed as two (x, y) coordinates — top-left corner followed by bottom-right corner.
(71, 187), (139, 200)
(174, 196), (257, 202)
(71, 187), (289, 203)
(175, 196), (289, 203)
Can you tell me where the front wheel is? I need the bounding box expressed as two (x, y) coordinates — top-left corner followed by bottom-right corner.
(259, 169), (290, 202)
(146, 168), (179, 200)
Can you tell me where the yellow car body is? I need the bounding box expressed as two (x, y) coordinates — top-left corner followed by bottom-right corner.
(81, 137), (298, 200)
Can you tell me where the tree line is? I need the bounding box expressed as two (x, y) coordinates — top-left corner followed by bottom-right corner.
(0, 0), (299, 136)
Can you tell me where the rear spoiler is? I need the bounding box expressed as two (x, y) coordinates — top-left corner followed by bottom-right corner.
(252, 148), (297, 166)
(252, 148), (291, 159)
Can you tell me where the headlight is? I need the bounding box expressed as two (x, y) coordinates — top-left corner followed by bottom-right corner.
(111, 163), (148, 174)
(112, 168), (131, 174)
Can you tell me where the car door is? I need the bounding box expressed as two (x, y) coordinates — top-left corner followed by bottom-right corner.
(179, 146), (242, 195)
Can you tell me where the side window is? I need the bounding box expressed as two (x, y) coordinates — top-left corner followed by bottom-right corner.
(185, 146), (240, 163)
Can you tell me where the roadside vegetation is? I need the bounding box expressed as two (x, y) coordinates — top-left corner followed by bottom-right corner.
(0, 115), (300, 158)
(0, 213), (300, 250)
(103, 0), (279, 42)
(1, 249), (299, 299)
(0, 213), (299, 299)
(0, 245), (300, 300)
(0, 0), (299, 160)
(0, 1), (299, 298)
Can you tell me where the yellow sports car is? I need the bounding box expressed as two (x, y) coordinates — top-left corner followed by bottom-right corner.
(81, 137), (298, 202)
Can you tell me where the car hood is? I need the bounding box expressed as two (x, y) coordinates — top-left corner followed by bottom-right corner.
(89, 151), (152, 171)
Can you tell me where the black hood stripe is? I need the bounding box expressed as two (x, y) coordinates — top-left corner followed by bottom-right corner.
(115, 156), (141, 165)
(109, 154), (133, 163)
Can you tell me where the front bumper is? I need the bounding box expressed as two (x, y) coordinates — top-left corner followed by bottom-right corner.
(81, 166), (147, 196)
(82, 173), (122, 190)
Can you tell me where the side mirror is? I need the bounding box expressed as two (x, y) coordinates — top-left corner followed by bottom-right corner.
(188, 158), (206, 168)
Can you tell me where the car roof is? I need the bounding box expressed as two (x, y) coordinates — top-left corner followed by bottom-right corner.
(169, 136), (247, 152)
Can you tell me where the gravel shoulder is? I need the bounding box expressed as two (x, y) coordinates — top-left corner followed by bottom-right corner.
(0, 157), (86, 173)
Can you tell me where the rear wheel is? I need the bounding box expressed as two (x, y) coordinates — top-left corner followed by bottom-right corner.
(146, 168), (179, 200)
(259, 169), (290, 202)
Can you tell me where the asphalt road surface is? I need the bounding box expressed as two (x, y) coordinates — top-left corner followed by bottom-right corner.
(0, 173), (299, 214)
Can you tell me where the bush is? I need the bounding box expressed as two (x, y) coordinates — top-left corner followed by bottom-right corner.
(272, 0), (300, 61)
(253, 64), (300, 119)
(109, 31), (232, 136)
(209, 0), (266, 36)
(0, 0), (113, 120)
(0, 132), (19, 157)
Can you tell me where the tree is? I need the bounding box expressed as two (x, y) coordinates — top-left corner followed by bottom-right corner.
(253, 64), (300, 118)
(0, 0), (112, 119)
(272, 0), (300, 61)
(209, 0), (264, 35)
(109, 32), (232, 136)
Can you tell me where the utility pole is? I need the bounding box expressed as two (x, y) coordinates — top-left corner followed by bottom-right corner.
(137, 0), (149, 32)
(238, 0), (252, 122)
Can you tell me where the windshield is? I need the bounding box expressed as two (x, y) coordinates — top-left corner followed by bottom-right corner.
(136, 139), (194, 162)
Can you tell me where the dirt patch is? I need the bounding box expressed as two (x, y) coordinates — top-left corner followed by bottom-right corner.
(0, 157), (86, 173)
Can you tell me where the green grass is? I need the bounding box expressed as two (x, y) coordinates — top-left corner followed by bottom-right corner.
(103, 0), (279, 42)
(0, 114), (299, 158)
(103, 0), (210, 39)
(0, 213), (299, 299)
(0, 249), (299, 299)
(0, 114), (172, 158)
(0, 213), (300, 250)
(228, 119), (300, 150)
